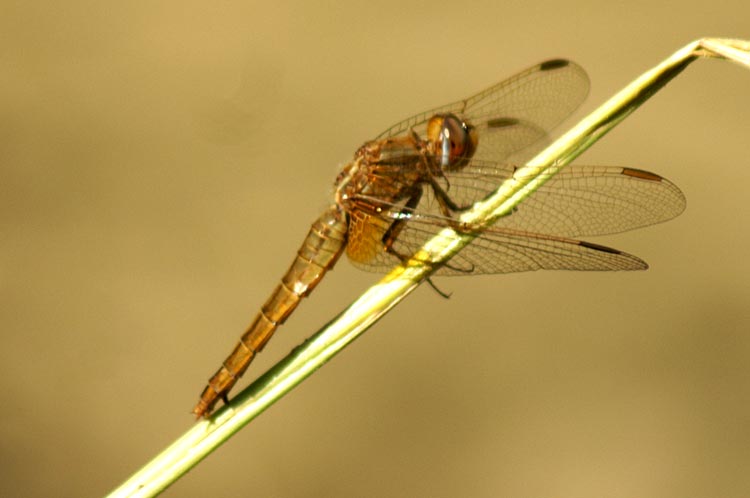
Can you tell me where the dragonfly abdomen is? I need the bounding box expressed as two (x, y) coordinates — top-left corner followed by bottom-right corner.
(193, 206), (348, 418)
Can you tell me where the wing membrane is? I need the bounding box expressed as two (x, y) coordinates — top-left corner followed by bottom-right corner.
(375, 59), (589, 165)
(348, 60), (681, 278)
(445, 163), (686, 237)
(345, 165), (684, 275)
(346, 212), (648, 276)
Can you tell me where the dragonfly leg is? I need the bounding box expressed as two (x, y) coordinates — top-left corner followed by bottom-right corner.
(425, 278), (452, 298)
(427, 175), (472, 215)
(379, 186), (467, 292)
(381, 186), (423, 260)
(427, 172), (518, 221)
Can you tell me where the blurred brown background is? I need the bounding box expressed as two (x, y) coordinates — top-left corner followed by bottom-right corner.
(2, 1), (749, 497)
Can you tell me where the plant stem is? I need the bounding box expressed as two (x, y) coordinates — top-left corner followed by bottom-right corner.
(106, 38), (750, 498)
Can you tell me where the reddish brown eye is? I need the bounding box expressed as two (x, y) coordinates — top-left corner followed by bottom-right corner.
(426, 113), (478, 170)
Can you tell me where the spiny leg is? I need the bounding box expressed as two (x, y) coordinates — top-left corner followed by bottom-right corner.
(427, 175), (471, 215)
(379, 187), (466, 293)
(381, 186), (423, 255)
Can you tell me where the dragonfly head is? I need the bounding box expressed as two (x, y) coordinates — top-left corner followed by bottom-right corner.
(427, 113), (478, 172)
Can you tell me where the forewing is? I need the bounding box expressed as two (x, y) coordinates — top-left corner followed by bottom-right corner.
(442, 163), (686, 237)
(375, 59), (589, 165)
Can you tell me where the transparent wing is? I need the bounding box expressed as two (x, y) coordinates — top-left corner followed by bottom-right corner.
(346, 210), (648, 276)
(440, 163), (686, 237)
(345, 165), (685, 275)
(375, 59), (590, 165)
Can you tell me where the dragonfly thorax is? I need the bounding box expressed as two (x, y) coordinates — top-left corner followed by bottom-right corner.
(334, 135), (429, 215)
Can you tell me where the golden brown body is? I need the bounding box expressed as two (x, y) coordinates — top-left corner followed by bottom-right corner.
(193, 206), (348, 417)
(193, 59), (685, 417)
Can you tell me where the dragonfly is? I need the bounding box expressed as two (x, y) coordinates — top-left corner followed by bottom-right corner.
(193, 59), (686, 418)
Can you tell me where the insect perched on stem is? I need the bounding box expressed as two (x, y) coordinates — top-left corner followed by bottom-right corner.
(193, 59), (685, 418)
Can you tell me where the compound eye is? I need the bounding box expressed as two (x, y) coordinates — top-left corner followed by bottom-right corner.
(426, 114), (477, 170)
